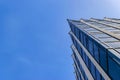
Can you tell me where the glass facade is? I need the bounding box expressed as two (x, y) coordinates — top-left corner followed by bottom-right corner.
(68, 18), (120, 80)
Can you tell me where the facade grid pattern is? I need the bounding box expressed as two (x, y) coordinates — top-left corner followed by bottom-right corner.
(68, 18), (120, 80)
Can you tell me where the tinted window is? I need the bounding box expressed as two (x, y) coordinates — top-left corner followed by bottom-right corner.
(75, 27), (79, 39)
(108, 56), (120, 80)
(88, 38), (94, 56)
(94, 43), (99, 63)
(83, 34), (87, 48)
(90, 62), (96, 79)
(96, 68), (101, 80)
(85, 55), (89, 68)
(99, 46), (107, 72)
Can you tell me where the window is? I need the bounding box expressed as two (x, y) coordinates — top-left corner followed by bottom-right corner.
(82, 51), (86, 63)
(90, 62), (96, 79)
(73, 39), (77, 48)
(93, 43), (99, 63)
(85, 55), (89, 68)
(88, 38), (94, 56)
(96, 68), (101, 80)
(79, 31), (81, 41)
(99, 46), (107, 72)
(75, 27), (80, 39)
(80, 32), (84, 44)
(77, 42), (82, 57)
(83, 34), (87, 48)
(108, 56), (120, 80)
(71, 24), (74, 33)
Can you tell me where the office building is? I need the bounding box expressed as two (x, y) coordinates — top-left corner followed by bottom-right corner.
(68, 18), (120, 80)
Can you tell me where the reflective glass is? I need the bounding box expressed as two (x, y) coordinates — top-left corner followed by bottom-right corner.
(93, 43), (99, 63)
(96, 68), (101, 80)
(83, 34), (87, 48)
(77, 43), (82, 56)
(82, 51), (86, 62)
(108, 56), (120, 80)
(85, 55), (89, 67)
(90, 62), (96, 79)
(79, 31), (82, 42)
(75, 27), (79, 39)
(80, 32), (84, 44)
(99, 46), (107, 72)
(88, 38), (94, 56)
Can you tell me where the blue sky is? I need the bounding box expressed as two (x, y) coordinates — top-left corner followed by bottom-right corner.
(0, 0), (120, 80)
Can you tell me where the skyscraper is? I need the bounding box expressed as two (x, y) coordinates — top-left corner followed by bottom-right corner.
(68, 18), (120, 80)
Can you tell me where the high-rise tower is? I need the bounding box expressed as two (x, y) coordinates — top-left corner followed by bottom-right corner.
(68, 18), (120, 80)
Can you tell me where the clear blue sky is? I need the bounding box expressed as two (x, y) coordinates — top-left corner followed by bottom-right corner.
(0, 0), (120, 80)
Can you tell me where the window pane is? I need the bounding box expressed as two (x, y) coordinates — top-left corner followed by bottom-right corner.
(80, 32), (84, 44)
(108, 56), (120, 80)
(99, 46), (107, 72)
(85, 55), (89, 67)
(75, 28), (79, 39)
(88, 38), (94, 56)
(71, 24), (75, 33)
(82, 51), (86, 62)
(96, 68), (101, 80)
(94, 43), (99, 63)
(83, 34), (87, 48)
(77, 43), (82, 56)
(79, 31), (81, 41)
(90, 62), (96, 79)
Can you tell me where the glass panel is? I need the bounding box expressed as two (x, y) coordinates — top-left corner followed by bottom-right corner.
(85, 55), (89, 67)
(98, 37), (118, 42)
(82, 51), (86, 62)
(107, 42), (120, 48)
(79, 31), (82, 42)
(99, 46), (107, 72)
(88, 38), (94, 56)
(71, 24), (75, 33)
(93, 34), (110, 38)
(80, 48), (83, 58)
(77, 43), (82, 56)
(88, 58), (91, 72)
(108, 56), (120, 80)
(70, 36), (74, 45)
(101, 77), (105, 80)
(79, 75), (82, 80)
(84, 74), (88, 80)
(83, 34), (87, 48)
(74, 27), (77, 36)
(70, 24), (73, 32)
(73, 25), (75, 34)
(75, 27), (79, 39)
(96, 68), (101, 80)
(94, 43), (99, 63)
(75, 50), (88, 80)
(82, 70), (86, 80)
(81, 32), (84, 44)
(73, 39), (77, 47)
(91, 62), (96, 79)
